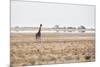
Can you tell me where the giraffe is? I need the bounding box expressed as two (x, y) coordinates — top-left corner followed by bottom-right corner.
(36, 24), (42, 40)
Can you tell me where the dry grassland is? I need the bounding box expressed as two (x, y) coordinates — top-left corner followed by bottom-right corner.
(10, 33), (95, 66)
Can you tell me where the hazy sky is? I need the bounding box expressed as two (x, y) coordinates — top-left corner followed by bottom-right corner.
(11, 0), (96, 28)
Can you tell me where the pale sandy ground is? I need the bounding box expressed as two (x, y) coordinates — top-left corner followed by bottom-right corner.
(10, 33), (95, 67)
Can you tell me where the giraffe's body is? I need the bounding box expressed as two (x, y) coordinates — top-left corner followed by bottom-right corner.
(36, 24), (42, 40)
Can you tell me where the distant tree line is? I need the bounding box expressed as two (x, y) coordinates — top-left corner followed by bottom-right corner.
(53, 25), (86, 32)
(13, 25), (87, 33)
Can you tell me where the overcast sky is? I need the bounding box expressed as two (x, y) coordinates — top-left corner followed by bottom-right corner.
(11, 0), (96, 28)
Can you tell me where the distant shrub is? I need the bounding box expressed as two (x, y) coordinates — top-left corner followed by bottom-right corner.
(78, 25), (86, 32)
(67, 27), (76, 32)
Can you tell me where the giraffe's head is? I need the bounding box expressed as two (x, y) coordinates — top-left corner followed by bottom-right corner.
(40, 24), (42, 27)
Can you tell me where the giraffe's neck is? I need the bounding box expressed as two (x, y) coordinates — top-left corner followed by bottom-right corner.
(38, 26), (41, 33)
